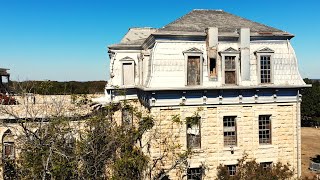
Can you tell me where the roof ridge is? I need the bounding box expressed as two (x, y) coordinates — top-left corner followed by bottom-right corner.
(193, 9), (223, 11)
(129, 27), (156, 30)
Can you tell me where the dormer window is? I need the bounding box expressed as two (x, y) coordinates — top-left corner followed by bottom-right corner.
(220, 47), (239, 85)
(183, 48), (203, 86)
(120, 56), (135, 86)
(255, 47), (274, 84)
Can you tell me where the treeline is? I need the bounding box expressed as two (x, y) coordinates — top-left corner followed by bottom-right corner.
(301, 79), (320, 126)
(10, 80), (107, 95)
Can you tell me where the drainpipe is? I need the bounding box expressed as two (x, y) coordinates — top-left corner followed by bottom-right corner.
(296, 90), (302, 177)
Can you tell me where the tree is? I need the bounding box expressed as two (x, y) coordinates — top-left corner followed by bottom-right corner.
(301, 79), (320, 119)
(0, 85), (191, 179)
(216, 153), (294, 180)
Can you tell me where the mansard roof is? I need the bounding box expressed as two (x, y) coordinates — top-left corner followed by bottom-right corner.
(109, 27), (156, 48)
(120, 27), (156, 45)
(158, 9), (291, 35)
(109, 10), (293, 49)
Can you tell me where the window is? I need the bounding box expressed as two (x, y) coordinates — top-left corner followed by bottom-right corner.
(187, 56), (201, 86)
(225, 56), (236, 84)
(122, 107), (133, 126)
(187, 167), (202, 180)
(186, 116), (201, 149)
(120, 56), (135, 86)
(2, 130), (15, 159)
(3, 143), (14, 159)
(183, 47), (203, 86)
(122, 63), (134, 85)
(255, 47), (274, 84)
(209, 58), (217, 79)
(260, 55), (271, 83)
(259, 115), (271, 144)
(220, 47), (239, 85)
(223, 116), (237, 146)
(226, 165), (236, 176)
(260, 162), (272, 170)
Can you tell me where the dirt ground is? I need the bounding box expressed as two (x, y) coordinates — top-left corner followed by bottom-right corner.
(301, 127), (320, 179)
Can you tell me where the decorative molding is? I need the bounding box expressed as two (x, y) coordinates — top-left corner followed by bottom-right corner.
(183, 47), (203, 54)
(255, 47), (275, 54)
(119, 56), (135, 61)
(220, 47), (239, 54)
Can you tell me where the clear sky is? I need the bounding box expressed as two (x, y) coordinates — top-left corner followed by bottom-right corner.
(0, 0), (319, 81)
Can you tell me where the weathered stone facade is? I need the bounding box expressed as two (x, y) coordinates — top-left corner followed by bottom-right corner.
(143, 102), (301, 179)
(105, 9), (308, 179)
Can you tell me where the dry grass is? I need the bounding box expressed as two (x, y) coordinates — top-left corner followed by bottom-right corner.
(301, 127), (320, 179)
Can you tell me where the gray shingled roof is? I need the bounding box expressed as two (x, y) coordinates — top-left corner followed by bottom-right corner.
(121, 28), (156, 43)
(109, 9), (292, 49)
(109, 28), (156, 48)
(158, 9), (288, 33)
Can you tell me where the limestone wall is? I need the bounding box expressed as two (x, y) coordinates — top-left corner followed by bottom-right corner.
(146, 102), (300, 179)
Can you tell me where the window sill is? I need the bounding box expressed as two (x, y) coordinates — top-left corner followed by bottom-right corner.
(258, 144), (273, 149)
(223, 146), (240, 151)
(190, 148), (204, 153)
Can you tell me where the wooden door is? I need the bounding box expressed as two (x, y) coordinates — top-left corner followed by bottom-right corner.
(122, 63), (134, 85)
(187, 56), (200, 86)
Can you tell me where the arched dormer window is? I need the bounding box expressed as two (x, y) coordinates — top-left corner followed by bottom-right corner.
(119, 56), (135, 86)
(183, 47), (203, 86)
(255, 47), (275, 84)
(220, 47), (240, 85)
(2, 130), (15, 160)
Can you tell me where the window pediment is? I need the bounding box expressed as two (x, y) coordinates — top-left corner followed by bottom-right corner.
(255, 47), (274, 54)
(183, 47), (203, 54)
(220, 47), (239, 54)
(119, 56), (135, 61)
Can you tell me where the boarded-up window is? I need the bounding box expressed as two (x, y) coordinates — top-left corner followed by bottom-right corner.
(225, 56), (236, 84)
(187, 56), (200, 86)
(122, 62), (134, 85)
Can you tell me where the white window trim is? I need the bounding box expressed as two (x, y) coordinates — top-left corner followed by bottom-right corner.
(220, 51), (240, 85)
(255, 48), (275, 84)
(119, 57), (135, 87)
(183, 49), (203, 86)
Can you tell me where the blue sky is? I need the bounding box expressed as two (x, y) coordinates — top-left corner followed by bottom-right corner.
(0, 0), (319, 81)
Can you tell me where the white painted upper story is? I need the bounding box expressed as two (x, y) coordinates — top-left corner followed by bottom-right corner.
(107, 10), (307, 91)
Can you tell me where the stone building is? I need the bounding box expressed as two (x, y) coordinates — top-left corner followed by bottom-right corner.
(105, 9), (310, 179)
